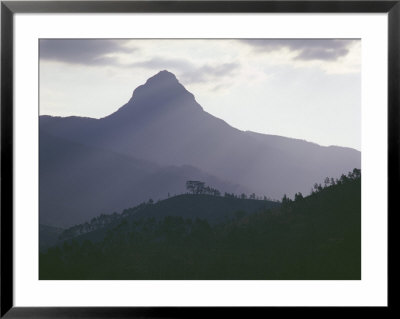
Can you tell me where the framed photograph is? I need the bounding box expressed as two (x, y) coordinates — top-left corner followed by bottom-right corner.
(1, 0), (397, 316)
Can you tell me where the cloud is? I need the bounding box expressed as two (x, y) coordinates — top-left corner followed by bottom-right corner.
(40, 39), (240, 88)
(39, 39), (136, 65)
(128, 56), (240, 85)
(182, 63), (239, 84)
(129, 57), (193, 70)
(240, 39), (358, 61)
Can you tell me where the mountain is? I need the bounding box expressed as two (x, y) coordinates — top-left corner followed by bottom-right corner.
(40, 70), (360, 227)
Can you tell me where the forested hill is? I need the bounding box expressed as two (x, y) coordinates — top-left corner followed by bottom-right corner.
(125, 194), (279, 223)
(39, 224), (64, 252)
(40, 169), (361, 280)
(41, 194), (279, 250)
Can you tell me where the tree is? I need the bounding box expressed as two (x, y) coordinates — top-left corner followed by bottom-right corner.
(186, 181), (196, 194)
(185, 181), (221, 196)
(186, 181), (205, 194)
(294, 192), (304, 201)
(352, 168), (361, 179)
(281, 194), (291, 205)
(340, 174), (349, 184)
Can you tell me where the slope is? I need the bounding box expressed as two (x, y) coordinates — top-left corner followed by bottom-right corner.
(40, 70), (361, 201)
(40, 131), (246, 227)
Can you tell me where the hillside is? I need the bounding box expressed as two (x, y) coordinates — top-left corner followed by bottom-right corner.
(39, 224), (64, 252)
(39, 170), (361, 280)
(126, 194), (279, 223)
(40, 194), (279, 251)
(40, 131), (246, 227)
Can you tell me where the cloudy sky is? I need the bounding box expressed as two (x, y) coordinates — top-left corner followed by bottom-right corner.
(39, 39), (361, 150)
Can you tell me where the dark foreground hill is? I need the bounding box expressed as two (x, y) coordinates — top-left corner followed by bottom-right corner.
(39, 171), (361, 280)
(39, 224), (64, 252)
(127, 194), (279, 223)
(40, 194), (279, 251)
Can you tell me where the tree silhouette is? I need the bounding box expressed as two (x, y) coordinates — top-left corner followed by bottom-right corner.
(185, 181), (221, 196)
(186, 181), (205, 194)
(281, 194), (291, 204)
(294, 192), (304, 201)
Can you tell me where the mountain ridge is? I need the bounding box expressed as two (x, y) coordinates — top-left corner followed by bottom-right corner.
(40, 70), (360, 227)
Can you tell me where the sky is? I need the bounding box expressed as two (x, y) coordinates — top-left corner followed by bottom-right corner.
(39, 39), (361, 150)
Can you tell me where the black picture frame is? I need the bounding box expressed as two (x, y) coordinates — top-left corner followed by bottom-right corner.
(1, 0), (397, 317)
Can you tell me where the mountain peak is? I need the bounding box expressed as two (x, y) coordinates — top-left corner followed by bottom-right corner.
(126, 69), (197, 105)
(147, 70), (178, 83)
(140, 70), (180, 90)
(103, 70), (201, 120)
(130, 70), (183, 99)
